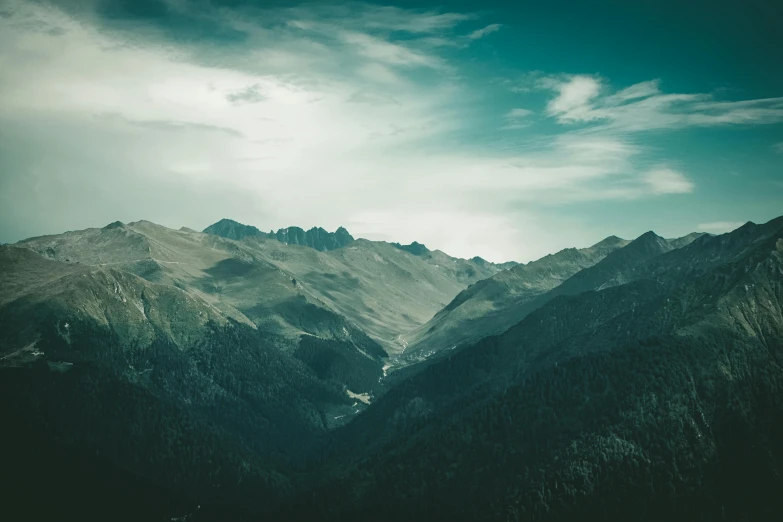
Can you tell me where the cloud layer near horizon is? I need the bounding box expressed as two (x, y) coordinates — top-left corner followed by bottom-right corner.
(0, 1), (781, 262)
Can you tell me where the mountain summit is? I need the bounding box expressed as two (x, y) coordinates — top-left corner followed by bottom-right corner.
(203, 218), (355, 251)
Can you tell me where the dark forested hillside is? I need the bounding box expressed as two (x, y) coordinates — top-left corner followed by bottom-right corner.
(0, 242), (385, 520)
(291, 217), (783, 522)
(0, 315), (352, 518)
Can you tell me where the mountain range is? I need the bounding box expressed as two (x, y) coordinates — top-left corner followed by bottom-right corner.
(203, 218), (356, 251)
(1, 215), (782, 521)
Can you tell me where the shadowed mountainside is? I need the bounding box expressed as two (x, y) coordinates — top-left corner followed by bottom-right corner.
(402, 232), (706, 362)
(295, 217), (783, 522)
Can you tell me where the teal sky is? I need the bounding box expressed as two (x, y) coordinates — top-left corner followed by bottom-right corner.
(1, 0), (781, 262)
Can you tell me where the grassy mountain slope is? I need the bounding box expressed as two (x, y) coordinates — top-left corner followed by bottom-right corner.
(18, 221), (385, 358)
(201, 219), (510, 352)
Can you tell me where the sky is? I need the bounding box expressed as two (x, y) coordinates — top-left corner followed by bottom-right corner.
(0, 0), (781, 262)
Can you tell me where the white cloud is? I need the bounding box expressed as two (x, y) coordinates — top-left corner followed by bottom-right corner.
(506, 108), (533, 118)
(287, 4), (475, 34)
(539, 76), (783, 131)
(604, 80), (661, 104)
(697, 221), (745, 233)
(338, 30), (444, 69)
(641, 169), (695, 195)
(772, 142), (783, 153)
(503, 107), (533, 129)
(468, 24), (502, 40)
(546, 75), (604, 122)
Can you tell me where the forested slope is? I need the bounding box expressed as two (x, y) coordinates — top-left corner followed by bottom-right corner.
(294, 217), (783, 522)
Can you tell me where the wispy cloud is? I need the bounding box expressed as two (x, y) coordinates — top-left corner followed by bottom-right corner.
(697, 221), (745, 233)
(773, 142), (783, 153)
(338, 30), (444, 69)
(95, 114), (245, 137)
(468, 23), (502, 40)
(503, 108), (533, 129)
(604, 80), (661, 103)
(546, 75), (603, 122)
(506, 108), (533, 118)
(641, 168), (695, 195)
(226, 84), (267, 105)
(285, 3), (475, 34)
(539, 75), (783, 131)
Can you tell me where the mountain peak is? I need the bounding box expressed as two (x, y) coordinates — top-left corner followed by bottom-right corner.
(203, 219), (354, 251)
(203, 219), (264, 241)
(636, 230), (663, 240)
(272, 226), (354, 251)
(628, 231), (669, 249)
(103, 220), (125, 230)
(666, 231), (707, 249)
(593, 235), (626, 247)
(391, 241), (430, 256)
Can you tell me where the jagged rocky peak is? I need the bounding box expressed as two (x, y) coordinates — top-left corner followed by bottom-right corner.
(334, 226), (353, 242)
(391, 241), (430, 256)
(203, 219), (354, 251)
(273, 225), (354, 251)
(470, 256), (519, 269)
(103, 220), (125, 230)
(635, 230), (665, 242)
(594, 235), (627, 247)
(623, 230), (673, 254)
(203, 218), (264, 241)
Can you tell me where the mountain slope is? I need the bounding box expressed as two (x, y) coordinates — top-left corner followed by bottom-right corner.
(402, 232), (706, 362)
(204, 219), (512, 289)
(0, 219), (517, 519)
(0, 243), (392, 519)
(15, 218), (513, 362)
(401, 235), (630, 359)
(298, 216), (783, 522)
(200, 219), (511, 351)
(18, 222), (385, 359)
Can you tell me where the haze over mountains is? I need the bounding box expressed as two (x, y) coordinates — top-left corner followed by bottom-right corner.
(1, 215), (782, 521)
